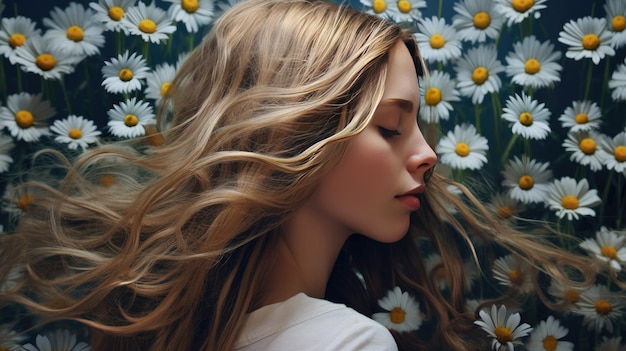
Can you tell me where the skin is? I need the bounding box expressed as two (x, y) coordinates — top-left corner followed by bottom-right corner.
(260, 40), (438, 307)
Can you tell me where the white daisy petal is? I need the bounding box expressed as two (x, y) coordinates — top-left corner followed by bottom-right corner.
(436, 123), (489, 170)
(558, 16), (615, 65)
(372, 286), (424, 332)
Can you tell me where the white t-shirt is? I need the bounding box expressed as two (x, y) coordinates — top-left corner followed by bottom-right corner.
(233, 293), (398, 351)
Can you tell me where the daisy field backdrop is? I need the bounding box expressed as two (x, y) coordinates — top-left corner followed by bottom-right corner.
(0, 0), (625, 350)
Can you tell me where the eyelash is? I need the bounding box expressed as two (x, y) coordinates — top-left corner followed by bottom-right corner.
(378, 127), (401, 138)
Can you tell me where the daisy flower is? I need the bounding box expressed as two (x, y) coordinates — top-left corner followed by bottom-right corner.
(42, 2), (105, 58)
(0, 92), (54, 142)
(595, 336), (626, 351)
(547, 279), (583, 313)
(165, 0), (214, 33)
(455, 44), (505, 104)
(501, 155), (553, 204)
(608, 58), (626, 102)
(545, 177), (601, 221)
(558, 16), (615, 65)
(387, 0), (426, 23)
(22, 329), (90, 351)
(145, 61), (176, 106)
(50, 115), (101, 151)
(501, 91), (551, 140)
(598, 131), (626, 172)
(474, 304), (533, 351)
(579, 226), (626, 272)
(575, 284), (624, 333)
(0, 134), (14, 173)
(0, 326), (27, 351)
(360, 0), (394, 19)
(0, 16), (41, 64)
(493, 254), (535, 294)
(12, 35), (77, 80)
(101, 50), (149, 94)
(505, 36), (563, 90)
(452, 0), (504, 43)
(0, 264), (24, 292)
(414, 16), (462, 65)
(436, 123), (489, 170)
(526, 316), (573, 351)
(123, 1), (177, 43)
(558, 100), (602, 132)
(605, 0), (626, 49)
(372, 286), (424, 332)
(90, 0), (137, 33)
(495, 0), (547, 26)
(486, 191), (525, 222)
(107, 97), (156, 138)
(418, 70), (460, 123)
(2, 182), (37, 216)
(562, 130), (604, 172)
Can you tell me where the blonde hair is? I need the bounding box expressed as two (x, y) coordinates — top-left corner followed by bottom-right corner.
(0, 0), (597, 350)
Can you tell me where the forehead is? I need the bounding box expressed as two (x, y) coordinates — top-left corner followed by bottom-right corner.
(381, 41), (419, 107)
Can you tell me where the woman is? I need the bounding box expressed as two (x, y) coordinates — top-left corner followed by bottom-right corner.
(0, 0), (596, 350)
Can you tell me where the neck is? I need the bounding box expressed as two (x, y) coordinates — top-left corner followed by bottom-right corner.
(257, 204), (351, 307)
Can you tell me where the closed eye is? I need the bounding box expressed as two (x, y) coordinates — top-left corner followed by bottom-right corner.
(378, 127), (401, 138)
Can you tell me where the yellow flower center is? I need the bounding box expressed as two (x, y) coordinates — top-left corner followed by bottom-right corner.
(8, 33), (26, 48)
(494, 326), (513, 344)
(508, 269), (522, 284)
(124, 114), (139, 127)
(518, 175), (534, 190)
(471, 66), (489, 85)
(497, 205), (512, 219)
(582, 34), (600, 50)
(473, 11), (491, 29)
(425, 87), (442, 106)
(108, 6), (125, 21)
(524, 58), (541, 74)
(575, 113), (589, 124)
(160, 82), (172, 97)
(389, 307), (406, 324)
(68, 128), (83, 139)
(614, 146), (626, 162)
(435, 266), (447, 281)
(564, 289), (580, 303)
(36, 53), (57, 71)
(455, 142), (470, 157)
(66, 25), (84, 42)
(372, 0), (387, 13)
(15, 110), (34, 128)
(119, 68), (134, 82)
(601, 245), (618, 259)
(182, 0), (200, 13)
(397, 0), (412, 13)
(561, 195), (579, 210)
(100, 175), (115, 187)
(512, 0), (534, 13)
(138, 19), (157, 34)
(519, 112), (533, 126)
(612, 15), (626, 32)
(595, 299), (612, 315)
(579, 137), (596, 155)
(543, 335), (558, 351)
(429, 33), (445, 49)
(17, 194), (35, 212)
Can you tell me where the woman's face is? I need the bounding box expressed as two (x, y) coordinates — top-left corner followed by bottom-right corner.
(301, 40), (438, 243)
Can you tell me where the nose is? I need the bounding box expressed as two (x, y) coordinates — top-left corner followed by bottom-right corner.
(406, 130), (437, 180)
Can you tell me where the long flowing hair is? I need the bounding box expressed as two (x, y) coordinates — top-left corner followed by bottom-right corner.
(0, 0), (597, 350)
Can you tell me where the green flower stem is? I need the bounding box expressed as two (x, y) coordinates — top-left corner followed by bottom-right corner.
(83, 60), (92, 114)
(437, 0), (443, 18)
(60, 76), (71, 115)
(599, 171), (614, 227)
(491, 92), (501, 153)
(617, 175), (623, 230)
(143, 41), (150, 65)
(584, 59), (593, 100)
(600, 57), (611, 112)
(16, 63), (23, 93)
(188, 33), (195, 52)
(474, 103), (481, 134)
(115, 31), (124, 54)
(0, 59), (5, 101)
(500, 133), (519, 165)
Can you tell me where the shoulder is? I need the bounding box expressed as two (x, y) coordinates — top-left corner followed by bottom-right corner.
(234, 293), (398, 351)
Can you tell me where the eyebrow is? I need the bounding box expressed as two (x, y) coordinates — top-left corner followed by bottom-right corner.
(379, 98), (416, 113)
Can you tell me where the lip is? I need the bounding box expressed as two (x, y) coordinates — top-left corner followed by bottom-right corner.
(395, 186), (425, 211)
